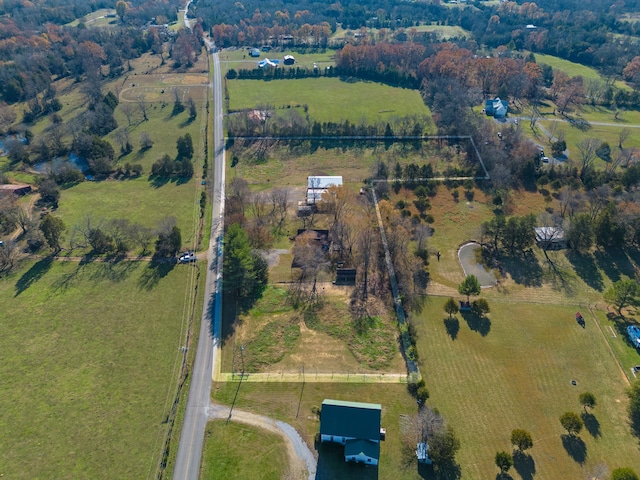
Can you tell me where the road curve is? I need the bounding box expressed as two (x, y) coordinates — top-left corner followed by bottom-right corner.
(172, 43), (226, 480)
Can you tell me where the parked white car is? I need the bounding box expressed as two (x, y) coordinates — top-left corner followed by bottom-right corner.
(178, 251), (196, 263)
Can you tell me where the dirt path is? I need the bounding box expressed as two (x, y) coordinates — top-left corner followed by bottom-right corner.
(208, 403), (316, 480)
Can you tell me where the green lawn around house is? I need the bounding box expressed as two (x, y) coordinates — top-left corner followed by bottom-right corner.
(199, 420), (289, 480)
(0, 259), (199, 479)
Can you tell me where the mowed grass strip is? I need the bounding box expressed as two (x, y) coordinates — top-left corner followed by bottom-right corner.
(227, 77), (431, 124)
(0, 259), (192, 479)
(211, 382), (423, 480)
(200, 420), (288, 480)
(415, 297), (640, 479)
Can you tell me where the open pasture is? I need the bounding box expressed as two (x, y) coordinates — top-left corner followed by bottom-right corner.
(119, 73), (209, 103)
(227, 77), (432, 124)
(0, 259), (196, 479)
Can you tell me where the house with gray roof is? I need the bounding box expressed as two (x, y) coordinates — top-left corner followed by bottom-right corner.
(319, 399), (382, 466)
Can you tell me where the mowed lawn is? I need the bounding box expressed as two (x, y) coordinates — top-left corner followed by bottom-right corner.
(227, 77), (431, 124)
(200, 421), (288, 480)
(0, 259), (194, 479)
(415, 297), (640, 479)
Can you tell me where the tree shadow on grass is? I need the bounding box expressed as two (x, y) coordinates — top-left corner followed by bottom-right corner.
(15, 256), (53, 296)
(138, 260), (175, 290)
(89, 259), (139, 283)
(52, 261), (86, 292)
(566, 251), (604, 292)
(444, 316), (460, 340)
(495, 474), (514, 480)
(513, 451), (536, 480)
(593, 248), (638, 284)
(315, 440), (377, 480)
(499, 251), (543, 287)
(460, 311), (491, 336)
(149, 174), (192, 188)
(561, 434), (587, 464)
(581, 412), (601, 438)
(417, 462), (461, 480)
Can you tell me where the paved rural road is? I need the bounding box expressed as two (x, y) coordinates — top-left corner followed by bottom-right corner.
(208, 404), (317, 479)
(172, 42), (226, 480)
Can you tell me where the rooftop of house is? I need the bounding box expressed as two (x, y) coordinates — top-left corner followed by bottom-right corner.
(534, 226), (565, 241)
(344, 438), (380, 459)
(320, 399), (382, 441)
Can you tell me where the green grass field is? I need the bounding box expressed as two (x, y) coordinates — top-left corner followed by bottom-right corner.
(227, 77), (431, 124)
(56, 174), (201, 250)
(532, 53), (631, 91)
(0, 259), (199, 479)
(50, 77), (208, 251)
(413, 297), (640, 479)
(199, 420), (289, 480)
(65, 8), (117, 27)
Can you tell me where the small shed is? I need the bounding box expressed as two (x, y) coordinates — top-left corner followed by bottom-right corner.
(249, 48), (260, 57)
(283, 54), (295, 65)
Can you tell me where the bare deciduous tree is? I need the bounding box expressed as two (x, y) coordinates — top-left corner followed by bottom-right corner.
(292, 231), (330, 305)
(618, 128), (631, 150)
(114, 128), (131, 153)
(136, 94), (149, 121)
(120, 102), (135, 126)
(0, 239), (19, 274)
(269, 188), (289, 232)
(576, 137), (601, 181)
(586, 185), (611, 221)
(558, 186), (584, 219)
(139, 131), (153, 150)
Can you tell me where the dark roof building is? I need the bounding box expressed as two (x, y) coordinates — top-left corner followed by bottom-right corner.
(320, 399), (382, 466)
